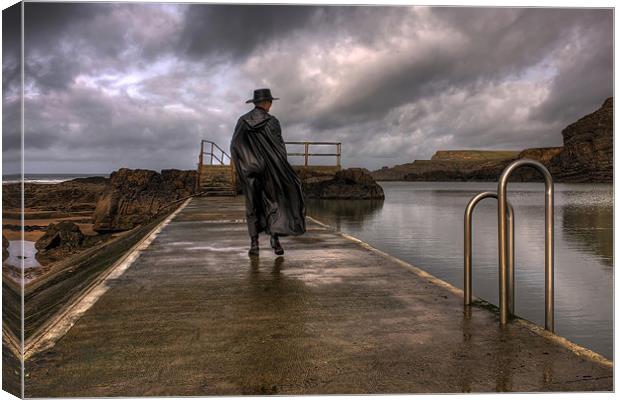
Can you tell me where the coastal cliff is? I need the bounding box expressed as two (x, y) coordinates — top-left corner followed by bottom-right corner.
(549, 97), (613, 182)
(371, 98), (613, 183)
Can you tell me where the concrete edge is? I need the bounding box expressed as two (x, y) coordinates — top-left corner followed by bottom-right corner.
(305, 215), (613, 369)
(23, 198), (192, 360)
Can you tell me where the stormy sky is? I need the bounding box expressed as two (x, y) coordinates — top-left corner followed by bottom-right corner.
(2, 2), (613, 174)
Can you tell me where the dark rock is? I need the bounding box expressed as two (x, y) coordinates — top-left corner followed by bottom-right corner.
(69, 176), (109, 184)
(304, 168), (385, 199)
(3, 235), (9, 261)
(33, 221), (113, 264)
(35, 221), (85, 259)
(548, 97), (613, 182)
(93, 168), (197, 232)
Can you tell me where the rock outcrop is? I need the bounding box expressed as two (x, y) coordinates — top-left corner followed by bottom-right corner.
(303, 168), (385, 199)
(549, 97), (613, 182)
(93, 168), (197, 232)
(33, 221), (114, 263)
(35, 221), (86, 261)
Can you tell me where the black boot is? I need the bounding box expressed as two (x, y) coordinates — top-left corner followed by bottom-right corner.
(270, 234), (284, 255)
(249, 235), (259, 256)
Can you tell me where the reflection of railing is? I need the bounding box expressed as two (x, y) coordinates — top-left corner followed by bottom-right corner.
(199, 140), (231, 166)
(463, 158), (555, 333)
(285, 141), (341, 167)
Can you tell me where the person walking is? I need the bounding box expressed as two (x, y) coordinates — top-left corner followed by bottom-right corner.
(230, 88), (306, 256)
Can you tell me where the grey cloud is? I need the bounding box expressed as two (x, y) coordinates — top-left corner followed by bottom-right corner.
(308, 8), (613, 131)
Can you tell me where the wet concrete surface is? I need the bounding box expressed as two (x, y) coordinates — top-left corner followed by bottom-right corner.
(25, 195), (612, 396)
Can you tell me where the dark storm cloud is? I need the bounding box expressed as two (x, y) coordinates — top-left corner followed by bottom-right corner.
(3, 3), (613, 173)
(23, 2), (110, 91)
(177, 5), (418, 62)
(178, 4), (317, 61)
(23, 2), (182, 93)
(3, 2), (22, 174)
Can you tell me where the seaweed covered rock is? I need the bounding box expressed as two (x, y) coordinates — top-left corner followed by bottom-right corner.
(304, 168), (385, 199)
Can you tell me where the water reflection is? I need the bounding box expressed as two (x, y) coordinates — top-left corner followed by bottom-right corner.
(562, 204), (613, 268)
(229, 255), (310, 394)
(305, 198), (384, 231)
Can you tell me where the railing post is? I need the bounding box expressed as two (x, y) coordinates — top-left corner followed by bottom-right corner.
(498, 158), (554, 331)
(337, 143), (341, 167)
(210, 142), (214, 165)
(199, 140), (204, 167)
(304, 142), (309, 166)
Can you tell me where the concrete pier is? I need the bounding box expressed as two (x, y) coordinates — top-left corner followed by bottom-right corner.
(24, 195), (612, 396)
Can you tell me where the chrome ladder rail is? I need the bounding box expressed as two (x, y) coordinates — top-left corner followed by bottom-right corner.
(498, 159), (554, 332)
(463, 158), (555, 332)
(464, 192), (515, 314)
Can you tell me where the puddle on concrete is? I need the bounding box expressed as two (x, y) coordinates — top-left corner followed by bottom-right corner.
(186, 245), (248, 252)
(168, 241), (195, 246)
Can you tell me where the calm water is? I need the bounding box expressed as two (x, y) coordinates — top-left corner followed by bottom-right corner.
(306, 181), (613, 359)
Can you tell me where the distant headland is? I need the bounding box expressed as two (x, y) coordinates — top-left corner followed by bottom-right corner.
(371, 97), (613, 183)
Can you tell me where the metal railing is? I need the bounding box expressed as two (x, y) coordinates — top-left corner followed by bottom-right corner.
(464, 158), (555, 332)
(284, 141), (341, 167)
(498, 159), (554, 331)
(199, 140), (232, 166)
(464, 192), (515, 314)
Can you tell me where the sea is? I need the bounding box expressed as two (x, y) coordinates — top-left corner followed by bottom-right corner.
(2, 173), (109, 184)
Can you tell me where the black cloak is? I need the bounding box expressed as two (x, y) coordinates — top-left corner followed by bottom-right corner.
(230, 106), (306, 238)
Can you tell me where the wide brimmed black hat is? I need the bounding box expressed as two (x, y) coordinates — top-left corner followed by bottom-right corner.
(245, 88), (280, 104)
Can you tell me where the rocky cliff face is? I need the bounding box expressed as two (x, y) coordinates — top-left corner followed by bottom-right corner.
(303, 168), (385, 199)
(549, 97), (613, 182)
(371, 98), (613, 183)
(93, 168), (196, 232)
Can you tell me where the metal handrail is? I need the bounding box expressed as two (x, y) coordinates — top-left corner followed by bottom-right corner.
(284, 141), (341, 167)
(199, 140), (232, 166)
(498, 159), (554, 332)
(464, 192), (515, 315)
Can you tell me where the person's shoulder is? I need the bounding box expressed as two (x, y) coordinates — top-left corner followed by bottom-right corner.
(268, 113), (280, 126)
